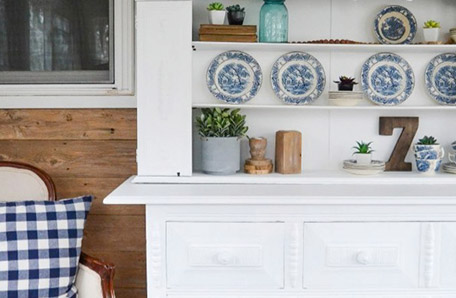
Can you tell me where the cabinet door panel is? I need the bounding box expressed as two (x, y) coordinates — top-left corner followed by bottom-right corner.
(303, 222), (421, 289)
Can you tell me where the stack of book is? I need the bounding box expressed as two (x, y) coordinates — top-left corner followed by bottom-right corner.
(199, 25), (257, 42)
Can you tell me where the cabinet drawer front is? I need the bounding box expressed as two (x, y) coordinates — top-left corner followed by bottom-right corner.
(303, 222), (421, 289)
(166, 222), (285, 289)
(440, 223), (456, 288)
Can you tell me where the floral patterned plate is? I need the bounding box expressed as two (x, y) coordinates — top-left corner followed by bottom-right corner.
(361, 53), (415, 106)
(425, 53), (456, 105)
(206, 51), (262, 104)
(271, 52), (326, 105)
(374, 5), (417, 44)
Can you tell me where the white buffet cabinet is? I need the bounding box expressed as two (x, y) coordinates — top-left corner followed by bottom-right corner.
(105, 0), (456, 297)
(106, 178), (456, 297)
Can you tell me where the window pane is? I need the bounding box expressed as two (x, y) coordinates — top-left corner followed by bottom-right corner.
(0, 0), (113, 84)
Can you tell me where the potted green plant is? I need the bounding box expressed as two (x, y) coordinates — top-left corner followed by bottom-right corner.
(353, 141), (373, 165)
(197, 108), (248, 175)
(334, 76), (358, 91)
(413, 136), (444, 174)
(207, 2), (226, 25)
(423, 20), (440, 43)
(226, 4), (245, 25)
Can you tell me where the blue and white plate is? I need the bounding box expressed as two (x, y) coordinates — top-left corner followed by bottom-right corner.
(206, 51), (262, 104)
(374, 5), (417, 44)
(425, 53), (456, 105)
(361, 53), (415, 106)
(271, 52), (326, 105)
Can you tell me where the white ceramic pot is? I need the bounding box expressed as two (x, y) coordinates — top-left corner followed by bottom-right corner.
(208, 10), (226, 25)
(423, 28), (440, 42)
(354, 153), (372, 165)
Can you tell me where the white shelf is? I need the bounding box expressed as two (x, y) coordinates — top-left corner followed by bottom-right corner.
(192, 41), (456, 53)
(132, 171), (456, 185)
(192, 103), (456, 110)
(105, 175), (456, 205)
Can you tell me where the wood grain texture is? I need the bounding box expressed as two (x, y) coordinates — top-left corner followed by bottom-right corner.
(379, 117), (419, 171)
(0, 109), (136, 140)
(0, 140), (136, 178)
(80, 251), (146, 289)
(0, 109), (143, 298)
(54, 177), (144, 215)
(115, 288), (147, 298)
(275, 131), (302, 174)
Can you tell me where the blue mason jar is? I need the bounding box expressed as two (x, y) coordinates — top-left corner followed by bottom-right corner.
(259, 0), (288, 43)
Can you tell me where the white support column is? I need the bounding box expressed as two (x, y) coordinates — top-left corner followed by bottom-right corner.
(136, 0), (193, 177)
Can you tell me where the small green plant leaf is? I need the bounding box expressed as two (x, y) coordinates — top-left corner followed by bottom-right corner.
(353, 141), (374, 154)
(207, 2), (225, 11)
(424, 20), (440, 29)
(417, 135), (438, 145)
(196, 108), (248, 138)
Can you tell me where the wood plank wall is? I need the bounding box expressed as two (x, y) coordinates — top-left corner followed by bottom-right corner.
(0, 109), (145, 297)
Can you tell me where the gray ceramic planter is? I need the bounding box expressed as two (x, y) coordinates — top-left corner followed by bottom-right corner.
(201, 137), (241, 175)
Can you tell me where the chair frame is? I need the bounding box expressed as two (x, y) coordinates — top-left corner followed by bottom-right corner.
(0, 161), (116, 298)
(0, 161), (57, 200)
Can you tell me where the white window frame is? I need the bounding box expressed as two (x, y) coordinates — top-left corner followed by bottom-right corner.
(0, 0), (136, 108)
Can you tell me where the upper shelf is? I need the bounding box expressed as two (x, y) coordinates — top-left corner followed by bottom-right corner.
(192, 103), (456, 110)
(192, 41), (456, 53)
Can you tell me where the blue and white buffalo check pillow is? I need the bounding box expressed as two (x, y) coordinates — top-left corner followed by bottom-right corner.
(0, 196), (92, 298)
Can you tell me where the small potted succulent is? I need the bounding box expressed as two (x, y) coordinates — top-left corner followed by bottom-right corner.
(226, 4), (245, 25)
(197, 108), (248, 175)
(353, 141), (373, 165)
(334, 76), (358, 91)
(207, 2), (226, 25)
(423, 20), (441, 43)
(413, 136), (444, 174)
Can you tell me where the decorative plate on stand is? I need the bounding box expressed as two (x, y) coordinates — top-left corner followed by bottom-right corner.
(425, 53), (456, 105)
(271, 52), (326, 105)
(374, 5), (417, 44)
(206, 51), (262, 104)
(361, 53), (415, 106)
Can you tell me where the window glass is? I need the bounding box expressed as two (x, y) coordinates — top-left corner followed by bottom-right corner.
(0, 0), (113, 84)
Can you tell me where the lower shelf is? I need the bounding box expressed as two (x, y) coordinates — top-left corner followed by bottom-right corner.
(132, 170), (456, 185)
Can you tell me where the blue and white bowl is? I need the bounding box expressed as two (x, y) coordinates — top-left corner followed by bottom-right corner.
(207, 51), (262, 104)
(361, 53), (414, 105)
(271, 52), (326, 105)
(374, 5), (417, 44)
(425, 53), (456, 105)
(452, 141), (456, 151)
(415, 158), (442, 175)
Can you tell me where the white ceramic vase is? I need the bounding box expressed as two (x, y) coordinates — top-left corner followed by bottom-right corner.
(423, 28), (440, 42)
(354, 153), (372, 165)
(208, 11), (226, 25)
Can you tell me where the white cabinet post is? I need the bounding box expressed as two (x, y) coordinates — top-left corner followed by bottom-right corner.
(136, 0), (192, 177)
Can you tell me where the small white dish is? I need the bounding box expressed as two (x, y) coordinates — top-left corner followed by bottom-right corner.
(343, 167), (384, 175)
(328, 98), (364, 106)
(343, 160), (385, 175)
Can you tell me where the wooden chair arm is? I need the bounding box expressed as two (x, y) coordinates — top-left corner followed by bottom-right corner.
(79, 252), (116, 298)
